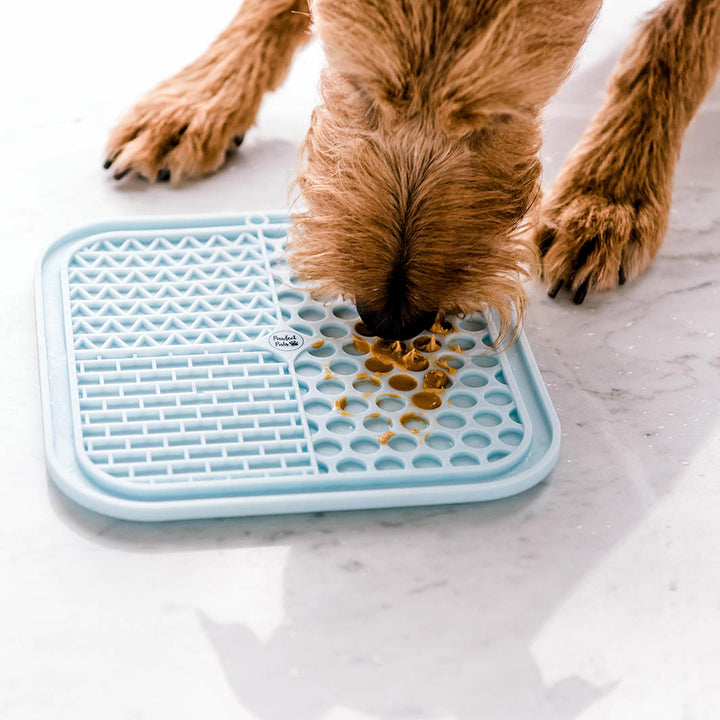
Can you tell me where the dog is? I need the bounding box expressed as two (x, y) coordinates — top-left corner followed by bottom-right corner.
(103, 0), (720, 341)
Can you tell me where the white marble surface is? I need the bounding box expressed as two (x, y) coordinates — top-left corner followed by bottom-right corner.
(1, 1), (719, 718)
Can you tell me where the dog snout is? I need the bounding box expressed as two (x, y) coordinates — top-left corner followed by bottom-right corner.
(356, 300), (436, 341)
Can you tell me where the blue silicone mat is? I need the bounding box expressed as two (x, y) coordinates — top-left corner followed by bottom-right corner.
(36, 213), (560, 521)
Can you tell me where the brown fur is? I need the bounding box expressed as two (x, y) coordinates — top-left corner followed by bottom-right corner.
(105, 0), (720, 337)
(105, 0), (311, 181)
(538, 0), (720, 303)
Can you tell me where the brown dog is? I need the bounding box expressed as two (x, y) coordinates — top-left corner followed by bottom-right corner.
(104, 0), (720, 340)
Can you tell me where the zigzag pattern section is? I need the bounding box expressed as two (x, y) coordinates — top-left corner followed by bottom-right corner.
(67, 232), (280, 349)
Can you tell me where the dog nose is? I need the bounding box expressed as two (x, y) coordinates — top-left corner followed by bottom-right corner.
(356, 301), (437, 340)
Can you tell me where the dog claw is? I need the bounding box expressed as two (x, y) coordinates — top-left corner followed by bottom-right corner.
(104, 151), (120, 170)
(618, 266), (627, 285)
(157, 168), (171, 182)
(572, 279), (590, 305)
(548, 279), (563, 299)
(233, 134), (245, 147)
(113, 167), (130, 181)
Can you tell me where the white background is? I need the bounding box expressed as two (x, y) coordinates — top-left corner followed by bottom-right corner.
(1, 1), (719, 718)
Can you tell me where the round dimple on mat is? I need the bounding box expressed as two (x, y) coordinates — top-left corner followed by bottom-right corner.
(426, 433), (454, 450)
(314, 439), (342, 456)
(353, 376), (381, 393)
(472, 355), (499, 368)
(278, 290), (303, 304)
(332, 305), (357, 320)
(338, 459), (366, 473)
(462, 431), (491, 449)
(387, 434), (417, 453)
(437, 412), (466, 429)
(448, 336), (476, 351)
(329, 360), (358, 375)
(296, 361), (323, 376)
(485, 390), (513, 406)
(400, 412), (429, 432)
(460, 372), (489, 388)
(413, 455), (442, 469)
(318, 379), (345, 395)
(327, 417), (355, 434)
(448, 392), (476, 408)
(363, 414), (392, 432)
(350, 438), (380, 454)
(451, 454), (480, 467)
(473, 410), (502, 426)
(376, 394), (406, 412)
(336, 396), (368, 414)
(342, 341), (368, 357)
(459, 317), (486, 332)
(298, 307), (325, 322)
(499, 429), (523, 447)
(308, 343), (334, 358)
(306, 399), (332, 415)
(320, 324), (347, 339)
(375, 457), (404, 471)
(38, 213), (560, 520)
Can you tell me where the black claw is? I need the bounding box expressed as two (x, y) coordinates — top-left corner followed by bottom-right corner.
(104, 151), (120, 170)
(573, 279), (590, 305)
(233, 134), (245, 147)
(618, 266), (627, 285)
(113, 167), (130, 181)
(157, 168), (171, 182)
(548, 279), (564, 299)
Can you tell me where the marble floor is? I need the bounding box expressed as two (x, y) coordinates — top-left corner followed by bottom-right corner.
(1, 1), (718, 718)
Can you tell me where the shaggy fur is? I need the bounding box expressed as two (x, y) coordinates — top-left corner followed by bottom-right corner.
(106, 0), (311, 181)
(105, 0), (720, 338)
(538, 0), (720, 302)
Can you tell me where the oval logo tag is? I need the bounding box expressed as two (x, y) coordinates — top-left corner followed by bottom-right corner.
(268, 330), (305, 351)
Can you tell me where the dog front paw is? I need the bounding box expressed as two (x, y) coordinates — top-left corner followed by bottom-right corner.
(104, 89), (247, 183)
(536, 190), (669, 304)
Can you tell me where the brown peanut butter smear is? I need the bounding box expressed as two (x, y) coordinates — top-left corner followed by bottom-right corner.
(378, 431), (395, 445)
(413, 335), (440, 352)
(367, 338), (431, 372)
(353, 374), (381, 392)
(334, 397), (349, 415)
(430, 319), (454, 335)
(311, 340), (324, 349)
(365, 357), (394, 374)
(401, 348), (430, 372)
(388, 374), (418, 392)
(400, 412), (429, 432)
(411, 391), (442, 410)
(371, 338), (408, 364)
(351, 335), (371, 354)
(423, 369), (451, 390)
(437, 355), (461, 374)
